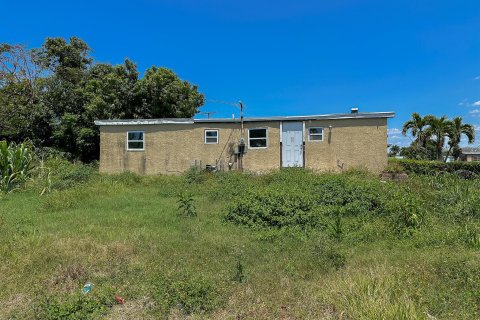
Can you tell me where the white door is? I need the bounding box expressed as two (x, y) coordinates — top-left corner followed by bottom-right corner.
(282, 122), (304, 167)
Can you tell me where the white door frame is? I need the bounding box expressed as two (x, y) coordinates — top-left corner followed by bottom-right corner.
(281, 121), (304, 167)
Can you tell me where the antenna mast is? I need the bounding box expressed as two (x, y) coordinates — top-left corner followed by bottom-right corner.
(239, 101), (244, 139)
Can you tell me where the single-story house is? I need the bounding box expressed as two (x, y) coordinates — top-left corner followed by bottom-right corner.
(460, 147), (480, 162)
(94, 109), (395, 174)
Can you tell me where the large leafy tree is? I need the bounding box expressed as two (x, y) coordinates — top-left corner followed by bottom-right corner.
(0, 44), (51, 144)
(445, 117), (475, 161)
(0, 37), (205, 161)
(134, 66), (204, 118)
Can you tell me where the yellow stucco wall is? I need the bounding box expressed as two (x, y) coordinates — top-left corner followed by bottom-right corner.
(99, 122), (280, 174)
(465, 155), (480, 162)
(98, 118), (388, 174)
(304, 118), (388, 173)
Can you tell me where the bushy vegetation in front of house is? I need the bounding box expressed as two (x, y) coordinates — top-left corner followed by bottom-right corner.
(388, 158), (480, 175)
(1, 161), (480, 319)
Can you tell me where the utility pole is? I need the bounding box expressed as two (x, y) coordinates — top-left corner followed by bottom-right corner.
(238, 101), (245, 171)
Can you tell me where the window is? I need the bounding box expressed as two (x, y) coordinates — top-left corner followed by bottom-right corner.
(127, 131), (144, 150)
(472, 155), (480, 162)
(205, 129), (219, 144)
(248, 128), (268, 148)
(308, 127), (324, 141)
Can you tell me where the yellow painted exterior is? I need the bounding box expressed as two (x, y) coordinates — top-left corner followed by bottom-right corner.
(98, 118), (388, 174)
(465, 154), (480, 162)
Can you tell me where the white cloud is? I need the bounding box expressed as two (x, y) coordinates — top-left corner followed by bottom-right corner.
(387, 131), (410, 147)
(387, 128), (402, 135)
(459, 99), (480, 108)
(469, 109), (480, 117)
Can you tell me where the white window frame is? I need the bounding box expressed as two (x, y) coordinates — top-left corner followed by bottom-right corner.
(308, 127), (324, 142)
(248, 127), (268, 149)
(204, 129), (219, 144)
(126, 131), (145, 151)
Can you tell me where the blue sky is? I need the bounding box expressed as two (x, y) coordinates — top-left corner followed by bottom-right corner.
(2, 0), (480, 146)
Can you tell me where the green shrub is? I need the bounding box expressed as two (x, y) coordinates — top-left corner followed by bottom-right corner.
(207, 171), (257, 200)
(313, 176), (383, 213)
(184, 166), (210, 184)
(33, 291), (114, 320)
(384, 161), (405, 173)
(225, 173), (384, 230)
(46, 159), (95, 191)
(225, 187), (322, 229)
(383, 188), (425, 234)
(389, 158), (480, 175)
(327, 208), (344, 241)
(177, 192), (197, 217)
(152, 272), (222, 315)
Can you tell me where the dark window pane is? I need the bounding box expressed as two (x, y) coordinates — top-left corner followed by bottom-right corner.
(206, 137), (218, 143)
(206, 131), (218, 137)
(128, 141), (144, 149)
(250, 138), (267, 148)
(309, 128), (323, 134)
(128, 132), (144, 140)
(310, 135), (323, 141)
(249, 129), (267, 138)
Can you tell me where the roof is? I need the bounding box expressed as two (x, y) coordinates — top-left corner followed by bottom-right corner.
(94, 111), (395, 126)
(461, 147), (480, 155)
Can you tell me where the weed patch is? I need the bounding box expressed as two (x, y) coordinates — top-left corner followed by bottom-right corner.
(151, 272), (223, 316)
(33, 291), (114, 320)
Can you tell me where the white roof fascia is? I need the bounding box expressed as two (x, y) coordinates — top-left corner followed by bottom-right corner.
(94, 119), (194, 126)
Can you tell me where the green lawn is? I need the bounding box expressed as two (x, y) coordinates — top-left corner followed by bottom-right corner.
(1, 168), (479, 319)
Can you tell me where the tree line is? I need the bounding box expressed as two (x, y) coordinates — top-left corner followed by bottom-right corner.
(0, 37), (205, 162)
(389, 113), (476, 161)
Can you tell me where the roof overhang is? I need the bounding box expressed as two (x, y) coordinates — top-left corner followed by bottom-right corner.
(194, 112), (395, 123)
(94, 112), (395, 126)
(94, 119), (194, 126)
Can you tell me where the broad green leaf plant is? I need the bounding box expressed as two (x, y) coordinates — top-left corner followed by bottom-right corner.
(0, 140), (35, 193)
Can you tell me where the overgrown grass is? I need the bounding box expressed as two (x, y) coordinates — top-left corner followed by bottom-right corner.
(0, 165), (479, 319)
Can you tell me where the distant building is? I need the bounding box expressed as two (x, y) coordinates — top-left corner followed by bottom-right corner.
(460, 147), (480, 162)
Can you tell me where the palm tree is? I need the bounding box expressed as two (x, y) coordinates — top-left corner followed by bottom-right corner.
(402, 113), (429, 147)
(388, 145), (400, 157)
(424, 115), (451, 161)
(445, 117), (475, 161)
